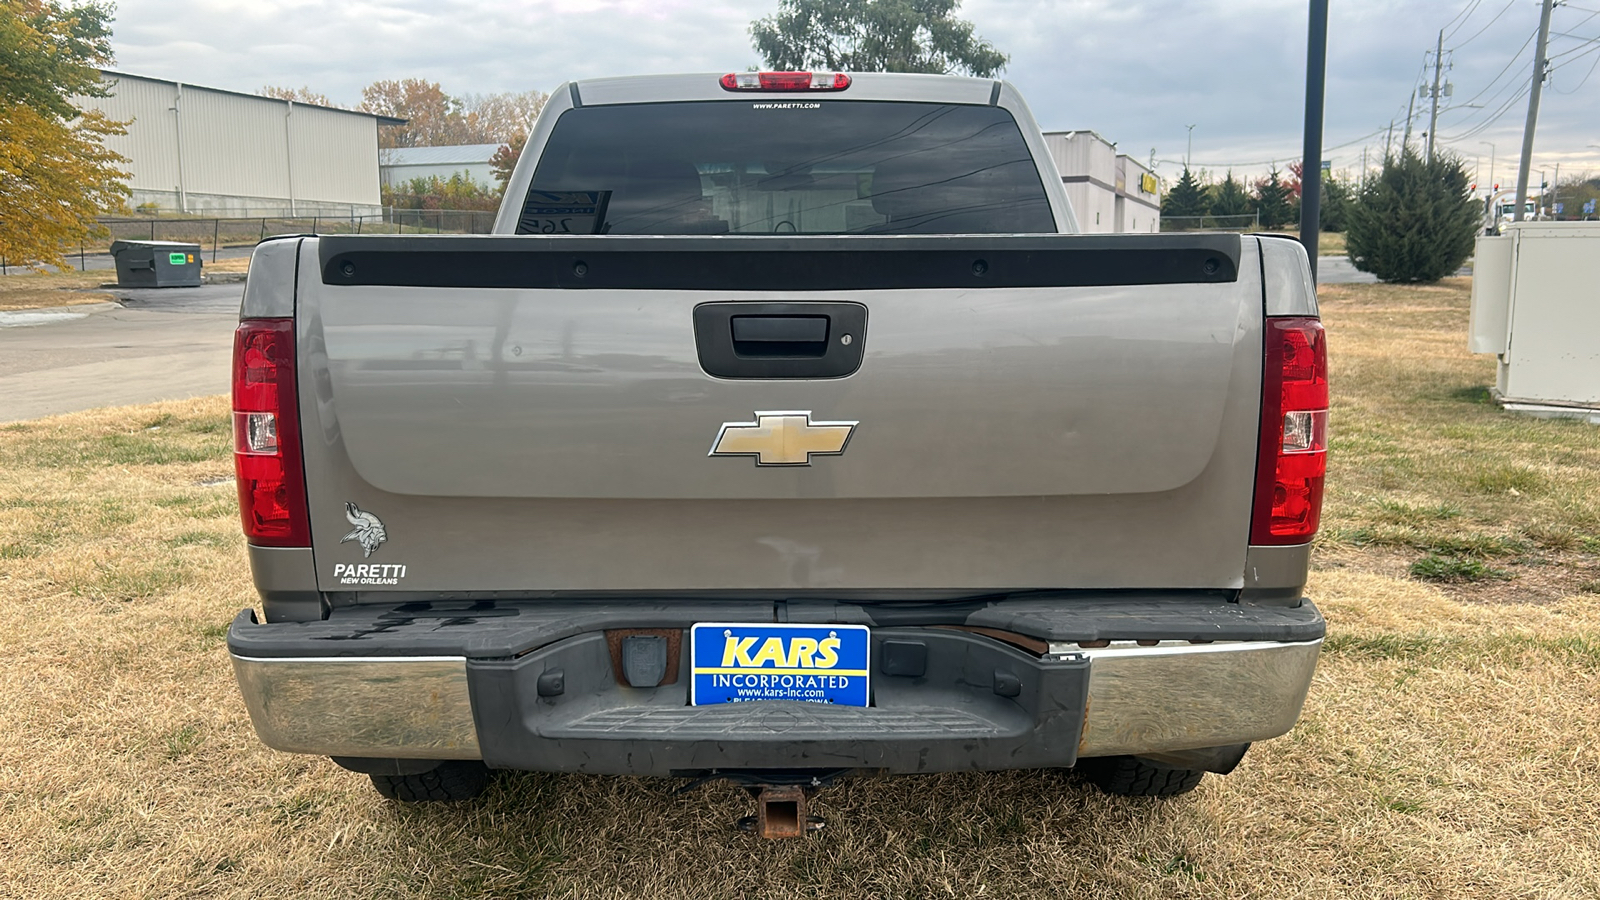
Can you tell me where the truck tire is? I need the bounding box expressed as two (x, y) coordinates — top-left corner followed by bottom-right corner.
(369, 760), (490, 802)
(1075, 755), (1205, 798)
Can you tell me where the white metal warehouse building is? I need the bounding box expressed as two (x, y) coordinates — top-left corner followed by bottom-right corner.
(81, 71), (402, 215)
(379, 144), (501, 189)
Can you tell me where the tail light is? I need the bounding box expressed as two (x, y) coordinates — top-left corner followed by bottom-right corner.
(1250, 317), (1328, 544)
(720, 72), (852, 92)
(232, 318), (310, 546)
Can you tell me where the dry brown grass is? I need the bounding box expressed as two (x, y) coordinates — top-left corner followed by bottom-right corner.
(2, 278), (1598, 898)
(1259, 230), (1348, 257)
(205, 257), (250, 275)
(0, 270), (115, 310)
(1316, 277), (1600, 601)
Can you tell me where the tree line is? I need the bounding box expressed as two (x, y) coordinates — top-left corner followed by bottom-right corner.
(1162, 151), (1483, 283)
(259, 81), (547, 152)
(1160, 164), (1355, 233)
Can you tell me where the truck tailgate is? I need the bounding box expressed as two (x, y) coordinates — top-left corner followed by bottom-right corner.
(291, 234), (1265, 595)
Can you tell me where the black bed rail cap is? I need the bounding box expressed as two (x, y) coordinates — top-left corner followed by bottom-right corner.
(318, 233), (1243, 292)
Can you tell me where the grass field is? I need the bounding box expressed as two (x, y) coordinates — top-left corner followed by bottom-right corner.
(1, 278), (1597, 898)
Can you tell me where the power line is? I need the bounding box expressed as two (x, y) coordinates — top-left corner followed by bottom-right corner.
(1153, 124), (1394, 171)
(1453, 27), (1538, 109)
(1439, 59), (1538, 142)
(1441, 0), (1485, 39)
(1441, 8), (1600, 139)
(1550, 42), (1600, 91)
(1543, 6), (1600, 58)
(1434, 4), (1593, 142)
(1450, 0), (1518, 49)
(1437, 65), (1529, 137)
(1150, 8), (1592, 178)
(1439, 81), (1530, 142)
(1444, 58), (1532, 131)
(1428, 25), (1538, 140)
(1547, 34), (1600, 59)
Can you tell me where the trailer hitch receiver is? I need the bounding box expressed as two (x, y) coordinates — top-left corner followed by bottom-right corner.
(736, 785), (825, 839)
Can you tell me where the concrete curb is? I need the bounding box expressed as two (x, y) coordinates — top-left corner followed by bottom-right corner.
(0, 301), (121, 317)
(96, 271), (246, 288)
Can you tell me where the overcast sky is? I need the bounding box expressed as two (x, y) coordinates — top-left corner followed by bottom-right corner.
(108, 0), (1600, 184)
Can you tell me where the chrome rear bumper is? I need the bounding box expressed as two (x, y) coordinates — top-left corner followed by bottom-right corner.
(232, 655), (479, 759)
(232, 623), (1321, 769)
(1070, 639), (1322, 757)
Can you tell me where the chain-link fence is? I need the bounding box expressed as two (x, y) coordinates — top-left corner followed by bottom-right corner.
(1, 209), (500, 273)
(99, 209), (498, 256)
(1159, 213), (1262, 232)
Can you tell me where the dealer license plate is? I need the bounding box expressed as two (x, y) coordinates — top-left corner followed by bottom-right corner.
(690, 623), (870, 707)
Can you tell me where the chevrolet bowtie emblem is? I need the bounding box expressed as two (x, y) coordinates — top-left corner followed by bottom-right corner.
(710, 410), (857, 466)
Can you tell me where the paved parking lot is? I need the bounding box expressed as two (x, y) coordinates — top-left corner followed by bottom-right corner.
(0, 283), (241, 423)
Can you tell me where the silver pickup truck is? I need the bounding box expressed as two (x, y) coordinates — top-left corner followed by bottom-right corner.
(226, 72), (1328, 821)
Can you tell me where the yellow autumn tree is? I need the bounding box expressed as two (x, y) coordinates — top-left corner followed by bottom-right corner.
(0, 0), (129, 269)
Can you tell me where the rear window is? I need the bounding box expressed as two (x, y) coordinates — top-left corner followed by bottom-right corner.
(521, 101), (1056, 235)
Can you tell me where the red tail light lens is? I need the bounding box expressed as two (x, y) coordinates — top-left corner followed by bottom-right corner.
(1251, 317), (1328, 544)
(232, 319), (310, 546)
(720, 72), (852, 92)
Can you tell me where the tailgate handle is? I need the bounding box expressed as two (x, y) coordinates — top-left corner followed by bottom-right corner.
(694, 302), (867, 379)
(731, 316), (828, 357)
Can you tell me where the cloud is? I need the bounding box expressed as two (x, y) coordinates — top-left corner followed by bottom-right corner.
(109, 0), (1600, 180)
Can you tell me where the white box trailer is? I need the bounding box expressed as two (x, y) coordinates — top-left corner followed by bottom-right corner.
(1469, 222), (1600, 421)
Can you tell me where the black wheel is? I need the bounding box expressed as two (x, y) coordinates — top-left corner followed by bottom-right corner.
(369, 760), (490, 802)
(1075, 755), (1205, 798)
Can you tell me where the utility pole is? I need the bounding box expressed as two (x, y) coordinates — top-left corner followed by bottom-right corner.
(1480, 141), (1495, 191)
(1300, 0), (1329, 280)
(1403, 81), (1417, 150)
(1185, 124), (1196, 169)
(1426, 30), (1445, 162)
(1553, 162), (1560, 217)
(1385, 119), (1395, 159)
(1514, 0), (1555, 222)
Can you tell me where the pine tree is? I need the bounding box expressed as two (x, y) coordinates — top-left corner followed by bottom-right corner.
(1345, 149), (1480, 283)
(1207, 171), (1252, 221)
(1160, 167), (1208, 219)
(1254, 167), (1292, 230)
(1319, 175), (1352, 233)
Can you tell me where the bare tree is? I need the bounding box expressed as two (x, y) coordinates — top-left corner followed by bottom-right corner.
(259, 85), (337, 107)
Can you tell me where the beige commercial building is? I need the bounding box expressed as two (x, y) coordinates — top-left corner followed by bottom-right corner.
(81, 71), (401, 215)
(1042, 131), (1161, 234)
